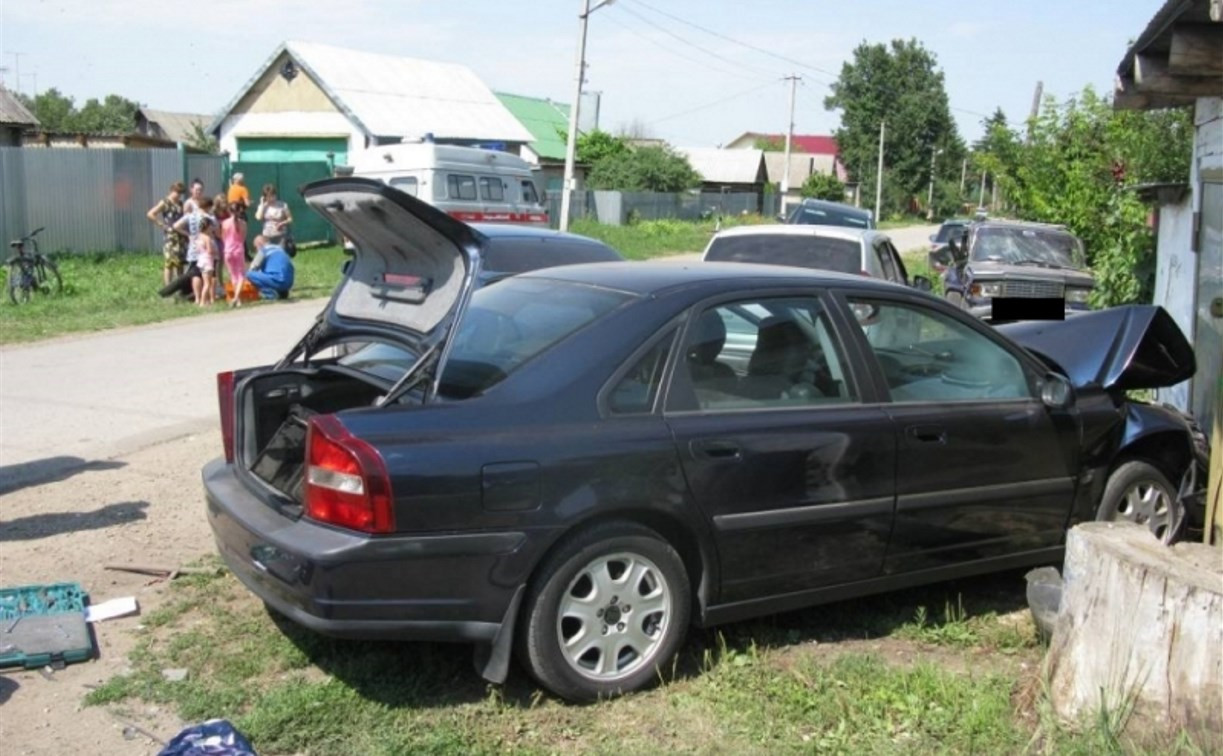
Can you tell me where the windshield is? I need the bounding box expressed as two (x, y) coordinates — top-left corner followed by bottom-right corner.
(935, 222), (966, 242)
(788, 204), (872, 229)
(339, 277), (631, 399)
(971, 226), (1085, 268)
(705, 234), (861, 274)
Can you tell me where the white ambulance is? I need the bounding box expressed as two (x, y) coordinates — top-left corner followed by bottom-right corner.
(347, 143), (549, 226)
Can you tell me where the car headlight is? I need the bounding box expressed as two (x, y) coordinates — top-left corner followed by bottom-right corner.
(971, 282), (1003, 298)
(1065, 288), (1091, 304)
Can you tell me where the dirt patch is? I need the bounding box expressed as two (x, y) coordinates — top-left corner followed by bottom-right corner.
(0, 430), (221, 754)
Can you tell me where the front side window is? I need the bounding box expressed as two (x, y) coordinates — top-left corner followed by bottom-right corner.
(671, 297), (856, 412)
(847, 298), (1031, 402)
(446, 174), (477, 201)
(479, 176), (505, 202)
(521, 180), (540, 204)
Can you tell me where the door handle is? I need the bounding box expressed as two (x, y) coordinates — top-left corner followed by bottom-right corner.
(906, 425), (947, 444)
(691, 440), (742, 461)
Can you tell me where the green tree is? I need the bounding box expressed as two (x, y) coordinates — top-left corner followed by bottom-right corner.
(566, 128), (630, 165)
(985, 86), (1193, 306)
(753, 136), (785, 152)
(186, 122), (220, 154)
(73, 94), (141, 133)
(587, 145), (700, 192)
(824, 39), (965, 216)
(799, 172), (846, 201)
(17, 88), (75, 131)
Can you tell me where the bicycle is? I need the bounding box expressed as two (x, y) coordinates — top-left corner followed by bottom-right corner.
(6, 227), (63, 304)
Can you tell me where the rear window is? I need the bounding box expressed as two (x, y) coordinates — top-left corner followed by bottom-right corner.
(705, 235), (861, 274)
(483, 238), (622, 275)
(439, 278), (631, 398)
(789, 205), (871, 229)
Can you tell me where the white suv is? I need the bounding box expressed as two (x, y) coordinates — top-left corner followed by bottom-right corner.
(702, 225), (921, 287)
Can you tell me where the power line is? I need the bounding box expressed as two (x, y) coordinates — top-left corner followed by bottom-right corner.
(646, 80), (780, 126)
(614, 5), (785, 80)
(601, 12), (769, 81)
(625, 0), (839, 82)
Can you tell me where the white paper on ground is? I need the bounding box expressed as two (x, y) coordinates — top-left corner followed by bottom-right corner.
(84, 596), (139, 623)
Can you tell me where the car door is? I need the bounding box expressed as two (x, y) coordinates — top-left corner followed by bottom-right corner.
(837, 292), (1078, 574)
(663, 293), (896, 604)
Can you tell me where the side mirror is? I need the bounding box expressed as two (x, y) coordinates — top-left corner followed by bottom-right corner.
(1040, 373), (1074, 409)
(928, 234), (938, 243)
(911, 275), (933, 292)
(947, 235), (968, 263)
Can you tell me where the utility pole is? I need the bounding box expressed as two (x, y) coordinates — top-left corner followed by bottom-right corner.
(873, 120), (885, 224)
(561, 0), (616, 232)
(590, 91), (602, 131)
(959, 158), (967, 194)
(7, 51), (24, 95)
(978, 169), (988, 210)
(1026, 80), (1043, 142)
(926, 147), (942, 221)
(780, 74), (800, 212)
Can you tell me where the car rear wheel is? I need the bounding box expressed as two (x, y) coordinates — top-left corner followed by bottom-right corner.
(518, 522), (690, 702)
(1097, 460), (1184, 544)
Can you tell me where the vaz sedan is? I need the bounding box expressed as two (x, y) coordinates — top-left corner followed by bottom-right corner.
(205, 179), (1207, 701)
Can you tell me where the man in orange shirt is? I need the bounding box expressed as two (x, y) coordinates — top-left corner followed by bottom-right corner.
(227, 173), (250, 218)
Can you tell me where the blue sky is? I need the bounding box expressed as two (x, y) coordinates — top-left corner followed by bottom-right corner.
(0, 0), (1158, 147)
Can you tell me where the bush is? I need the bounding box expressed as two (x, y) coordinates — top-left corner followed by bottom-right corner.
(800, 172), (847, 202)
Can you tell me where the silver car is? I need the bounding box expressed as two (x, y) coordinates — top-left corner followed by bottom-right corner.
(701, 225), (920, 287)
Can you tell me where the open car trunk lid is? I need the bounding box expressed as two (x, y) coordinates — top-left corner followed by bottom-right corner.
(998, 305), (1195, 390)
(302, 177), (483, 356)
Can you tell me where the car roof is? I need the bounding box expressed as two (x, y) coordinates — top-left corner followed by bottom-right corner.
(519, 260), (906, 296)
(973, 219), (1071, 233)
(471, 223), (613, 246)
(793, 198), (871, 216)
(712, 224), (885, 244)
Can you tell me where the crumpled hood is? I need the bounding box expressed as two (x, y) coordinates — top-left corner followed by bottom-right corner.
(998, 305), (1195, 390)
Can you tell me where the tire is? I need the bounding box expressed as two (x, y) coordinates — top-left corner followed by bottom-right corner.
(37, 258), (62, 296)
(1097, 460), (1184, 544)
(945, 290), (968, 310)
(7, 262), (29, 305)
(517, 521), (690, 702)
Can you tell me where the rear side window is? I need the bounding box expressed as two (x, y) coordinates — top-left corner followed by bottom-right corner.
(440, 279), (631, 398)
(608, 333), (673, 414)
(705, 235), (861, 274)
(447, 174), (477, 200)
(484, 238), (622, 275)
(521, 181), (540, 204)
(389, 176), (418, 197)
(874, 242), (900, 282)
(479, 177), (505, 202)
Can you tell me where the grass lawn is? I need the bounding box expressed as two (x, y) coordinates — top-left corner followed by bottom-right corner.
(85, 561), (1203, 755)
(0, 247), (347, 345)
(570, 215), (773, 260)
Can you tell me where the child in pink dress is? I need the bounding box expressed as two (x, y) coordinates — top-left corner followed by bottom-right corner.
(196, 216), (218, 306)
(221, 212), (247, 307)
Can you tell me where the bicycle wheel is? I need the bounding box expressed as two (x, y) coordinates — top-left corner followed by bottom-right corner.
(7, 261), (30, 304)
(36, 257), (62, 295)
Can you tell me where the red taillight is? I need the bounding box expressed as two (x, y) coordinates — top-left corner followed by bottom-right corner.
(304, 415), (394, 534)
(217, 371), (236, 463)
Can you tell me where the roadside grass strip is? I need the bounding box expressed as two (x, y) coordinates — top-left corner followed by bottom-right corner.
(84, 561), (1205, 754)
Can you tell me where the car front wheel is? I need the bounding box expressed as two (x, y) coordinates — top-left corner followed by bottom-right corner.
(517, 522), (690, 702)
(1097, 460), (1184, 544)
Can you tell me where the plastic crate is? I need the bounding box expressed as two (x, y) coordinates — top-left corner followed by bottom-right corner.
(0, 582), (93, 669)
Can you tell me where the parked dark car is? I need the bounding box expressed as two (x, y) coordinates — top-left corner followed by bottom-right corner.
(467, 223), (623, 284)
(205, 178), (1207, 702)
(942, 220), (1095, 319)
(784, 198), (875, 229)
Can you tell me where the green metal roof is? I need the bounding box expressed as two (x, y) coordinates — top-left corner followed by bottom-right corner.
(495, 93), (570, 162)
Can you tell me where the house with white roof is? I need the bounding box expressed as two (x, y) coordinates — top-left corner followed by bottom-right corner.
(209, 41), (533, 165)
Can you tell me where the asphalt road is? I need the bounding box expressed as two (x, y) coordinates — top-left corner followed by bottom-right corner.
(0, 223), (939, 489)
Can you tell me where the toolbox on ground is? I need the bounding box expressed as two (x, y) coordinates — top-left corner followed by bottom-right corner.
(0, 582), (93, 669)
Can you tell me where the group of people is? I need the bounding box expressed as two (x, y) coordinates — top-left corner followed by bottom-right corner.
(147, 174), (295, 306)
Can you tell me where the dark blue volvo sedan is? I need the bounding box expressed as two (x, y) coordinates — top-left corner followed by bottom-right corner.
(205, 178), (1207, 701)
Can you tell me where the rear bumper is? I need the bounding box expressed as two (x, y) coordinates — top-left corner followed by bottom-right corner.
(203, 458), (543, 643)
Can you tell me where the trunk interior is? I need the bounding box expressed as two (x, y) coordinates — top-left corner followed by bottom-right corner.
(238, 368), (385, 505)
